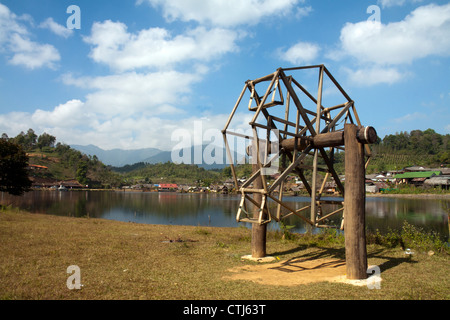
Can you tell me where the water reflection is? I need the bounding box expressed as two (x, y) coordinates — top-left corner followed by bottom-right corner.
(1, 191), (449, 238)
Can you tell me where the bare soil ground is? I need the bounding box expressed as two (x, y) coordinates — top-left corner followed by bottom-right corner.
(224, 256), (348, 286)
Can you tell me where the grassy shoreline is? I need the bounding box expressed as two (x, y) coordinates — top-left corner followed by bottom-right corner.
(0, 209), (449, 300)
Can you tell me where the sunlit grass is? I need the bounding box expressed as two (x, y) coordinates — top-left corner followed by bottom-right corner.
(0, 209), (449, 300)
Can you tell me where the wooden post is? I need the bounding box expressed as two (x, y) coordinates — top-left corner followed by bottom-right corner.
(344, 124), (368, 280)
(251, 161), (266, 258)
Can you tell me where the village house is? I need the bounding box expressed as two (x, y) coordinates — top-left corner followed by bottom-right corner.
(423, 176), (450, 190)
(59, 179), (84, 189)
(158, 183), (178, 192)
(393, 171), (441, 187)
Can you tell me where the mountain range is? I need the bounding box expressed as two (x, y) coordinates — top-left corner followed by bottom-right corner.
(71, 144), (242, 169)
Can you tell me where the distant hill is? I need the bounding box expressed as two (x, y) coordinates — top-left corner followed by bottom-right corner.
(71, 144), (162, 167)
(71, 144), (245, 169)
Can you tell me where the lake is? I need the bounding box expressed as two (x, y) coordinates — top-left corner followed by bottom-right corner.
(1, 190), (449, 238)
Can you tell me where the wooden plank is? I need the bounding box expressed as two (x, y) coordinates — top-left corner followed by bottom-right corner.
(352, 103), (373, 157)
(250, 70), (280, 124)
(222, 129), (253, 141)
(251, 122), (305, 139)
(316, 207), (344, 223)
(268, 144), (313, 193)
(240, 188), (266, 194)
(276, 180), (284, 221)
(283, 76), (292, 139)
(323, 66), (352, 102)
(278, 69), (316, 136)
(311, 65), (324, 220)
(252, 127), (268, 194)
(223, 83), (248, 131)
(281, 65), (323, 71)
(319, 147), (345, 196)
(243, 194), (270, 218)
(267, 195), (314, 225)
(319, 101), (353, 134)
(324, 103), (347, 112)
(222, 133), (239, 191)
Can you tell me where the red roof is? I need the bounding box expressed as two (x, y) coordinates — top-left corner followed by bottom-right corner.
(29, 164), (48, 169)
(159, 184), (178, 188)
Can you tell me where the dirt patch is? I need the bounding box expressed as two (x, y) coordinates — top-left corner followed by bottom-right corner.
(224, 256), (347, 286)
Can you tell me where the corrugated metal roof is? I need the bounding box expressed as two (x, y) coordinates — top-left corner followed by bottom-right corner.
(394, 171), (441, 179)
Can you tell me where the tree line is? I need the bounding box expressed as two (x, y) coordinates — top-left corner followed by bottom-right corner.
(1, 129), (121, 193)
(1, 127), (448, 196)
(116, 161), (223, 186)
(2, 129), (56, 151)
(372, 128), (450, 164)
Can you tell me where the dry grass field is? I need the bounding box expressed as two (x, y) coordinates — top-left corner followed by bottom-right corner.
(0, 209), (449, 301)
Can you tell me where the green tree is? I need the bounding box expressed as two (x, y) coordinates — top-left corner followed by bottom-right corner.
(0, 140), (32, 195)
(76, 161), (88, 185)
(37, 132), (56, 150)
(222, 166), (232, 178)
(24, 129), (37, 150)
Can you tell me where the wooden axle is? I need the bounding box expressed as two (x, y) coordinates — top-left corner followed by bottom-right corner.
(283, 125), (377, 150)
(247, 126), (377, 155)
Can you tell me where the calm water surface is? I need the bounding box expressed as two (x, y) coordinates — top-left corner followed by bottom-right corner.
(1, 190), (449, 237)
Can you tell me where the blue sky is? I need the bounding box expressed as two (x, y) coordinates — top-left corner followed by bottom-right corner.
(0, 0), (449, 151)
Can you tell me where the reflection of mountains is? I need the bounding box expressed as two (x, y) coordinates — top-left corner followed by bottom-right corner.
(0, 191), (242, 221)
(114, 192), (241, 220)
(365, 197), (449, 233)
(1, 191), (448, 235)
(365, 197), (447, 219)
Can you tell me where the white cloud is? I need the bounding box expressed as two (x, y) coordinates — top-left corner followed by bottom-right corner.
(445, 124), (450, 133)
(39, 17), (73, 38)
(295, 5), (312, 19)
(377, 0), (423, 8)
(0, 104), (249, 151)
(345, 66), (406, 86)
(62, 70), (202, 117)
(391, 111), (426, 124)
(339, 3), (450, 66)
(8, 33), (60, 69)
(32, 100), (88, 127)
(138, 0), (302, 27)
(83, 20), (238, 72)
(278, 41), (320, 65)
(0, 3), (60, 69)
(0, 112), (34, 136)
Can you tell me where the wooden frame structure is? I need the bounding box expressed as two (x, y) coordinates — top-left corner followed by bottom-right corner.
(223, 65), (375, 229)
(223, 66), (377, 277)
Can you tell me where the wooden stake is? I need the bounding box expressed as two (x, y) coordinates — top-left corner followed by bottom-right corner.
(344, 124), (368, 280)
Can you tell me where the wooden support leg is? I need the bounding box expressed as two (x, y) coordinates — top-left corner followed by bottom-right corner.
(344, 124), (368, 280)
(251, 162), (266, 258)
